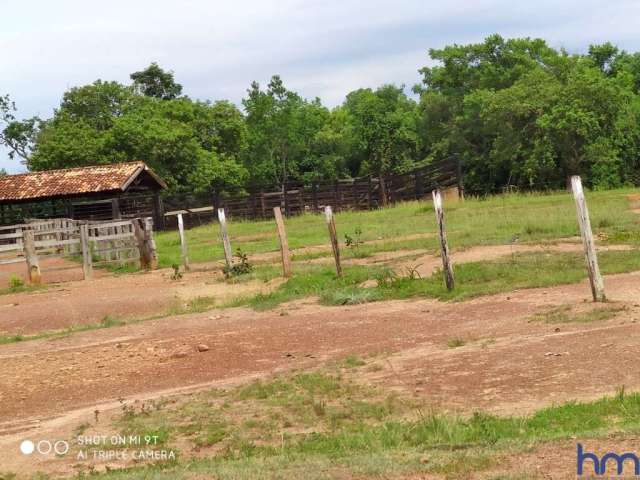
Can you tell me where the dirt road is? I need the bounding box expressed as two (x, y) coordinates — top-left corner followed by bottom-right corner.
(1, 270), (640, 474)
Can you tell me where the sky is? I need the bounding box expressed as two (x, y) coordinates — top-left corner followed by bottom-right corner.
(1, 0), (640, 173)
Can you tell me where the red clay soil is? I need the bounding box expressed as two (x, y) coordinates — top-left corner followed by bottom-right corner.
(0, 271), (639, 424)
(0, 272), (640, 475)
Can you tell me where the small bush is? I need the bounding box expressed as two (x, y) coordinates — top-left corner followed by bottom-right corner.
(223, 248), (253, 278)
(171, 264), (183, 280)
(8, 275), (24, 289)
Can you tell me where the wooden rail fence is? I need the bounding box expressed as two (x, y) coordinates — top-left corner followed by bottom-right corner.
(0, 217), (157, 284)
(163, 159), (461, 229)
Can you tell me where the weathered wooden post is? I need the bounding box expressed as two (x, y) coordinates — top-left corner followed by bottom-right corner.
(144, 217), (158, 270)
(177, 213), (190, 271)
(432, 189), (454, 290)
(273, 206), (292, 277)
(22, 229), (41, 284)
(571, 176), (605, 302)
(324, 206), (342, 277)
(133, 218), (158, 270)
(218, 208), (234, 270)
(80, 223), (92, 280)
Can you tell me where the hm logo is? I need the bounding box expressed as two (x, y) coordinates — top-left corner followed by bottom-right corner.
(578, 443), (640, 476)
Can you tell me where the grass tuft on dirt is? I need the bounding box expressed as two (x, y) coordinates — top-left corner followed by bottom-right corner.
(239, 249), (640, 310)
(529, 304), (628, 324)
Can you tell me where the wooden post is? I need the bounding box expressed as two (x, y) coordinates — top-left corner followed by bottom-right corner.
(432, 189), (454, 290)
(571, 176), (605, 302)
(312, 183), (319, 212)
(456, 155), (465, 200)
(144, 217), (158, 270)
(152, 192), (165, 230)
(80, 223), (92, 280)
(273, 207), (292, 278)
(111, 198), (121, 220)
(177, 213), (190, 271)
(218, 208), (233, 269)
(133, 218), (158, 270)
(22, 229), (41, 285)
(324, 206), (342, 277)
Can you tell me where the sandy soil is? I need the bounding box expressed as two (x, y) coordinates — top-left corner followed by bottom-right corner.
(1, 269), (640, 476)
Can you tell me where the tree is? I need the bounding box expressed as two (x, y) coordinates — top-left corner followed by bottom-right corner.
(242, 76), (329, 190)
(343, 85), (420, 202)
(417, 35), (640, 192)
(130, 63), (183, 100)
(28, 73), (247, 194)
(0, 94), (41, 162)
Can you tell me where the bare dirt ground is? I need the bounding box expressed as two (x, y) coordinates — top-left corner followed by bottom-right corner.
(1, 267), (640, 476)
(0, 238), (629, 337)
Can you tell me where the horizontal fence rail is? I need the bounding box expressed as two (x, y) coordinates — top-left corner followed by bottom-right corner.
(0, 217), (157, 284)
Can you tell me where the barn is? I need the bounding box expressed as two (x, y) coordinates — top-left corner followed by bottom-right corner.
(0, 162), (167, 228)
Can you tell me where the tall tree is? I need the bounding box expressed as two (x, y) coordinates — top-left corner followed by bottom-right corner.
(130, 63), (183, 100)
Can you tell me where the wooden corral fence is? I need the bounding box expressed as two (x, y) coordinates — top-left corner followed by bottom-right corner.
(0, 217), (157, 285)
(163, 158), (461, 229)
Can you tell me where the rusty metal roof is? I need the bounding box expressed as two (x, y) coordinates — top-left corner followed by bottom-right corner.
(0, 162), (166, 202)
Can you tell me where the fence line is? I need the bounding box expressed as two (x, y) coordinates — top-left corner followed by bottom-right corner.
(163, 158), (461, 229)
(0, 217), (157, 283)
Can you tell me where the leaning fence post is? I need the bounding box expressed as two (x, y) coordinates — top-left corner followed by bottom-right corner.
(218, 208), (234, 269)
(177, 213), (190, 271)
(22, 229), (41, 285)
(324, 206), (342, 277)
(273, 206), (292, 277)
(571, 176), (605, 302)
(432, 189), (454, 290)
(80, 223), (92, 280)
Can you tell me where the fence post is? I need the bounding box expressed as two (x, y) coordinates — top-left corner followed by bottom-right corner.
(111, 198), (121, 220)
(273, 206), (292, 278)
(22, 229), (41, 285)
(218, 208), (234, 269)
(312, 183), (319, 212)
(456, 155), (465, 200)
(152, 192), (165, 231)
(432, 189), (454, 290)
(177, 213), (190, 271)
(324, 206), (342, 277)
(80, 223), (92, 280)
(133, 218), (158, 270)
(144, 217), (158, 270)
(571, 176), (605, 302)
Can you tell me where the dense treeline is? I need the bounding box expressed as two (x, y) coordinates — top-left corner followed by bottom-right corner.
(2, 35), (640, 195)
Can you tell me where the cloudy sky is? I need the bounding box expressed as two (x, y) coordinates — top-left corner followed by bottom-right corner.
(1, 0), (640, 173)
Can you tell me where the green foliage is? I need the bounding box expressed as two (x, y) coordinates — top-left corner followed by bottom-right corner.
(130, 62), (183, 100)
(170, 264), (183, 280)
(8, 275), (23, 289)
(417, 34), (640, 192)
(5, 35), (640, 194)
(223, 248), (253, 278)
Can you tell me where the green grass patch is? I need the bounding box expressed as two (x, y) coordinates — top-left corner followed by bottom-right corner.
(530, 304), (627, 324)
(80, 368), (640, 480)
(0, 314), (127, 345)
(237, 249), (640, 310)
